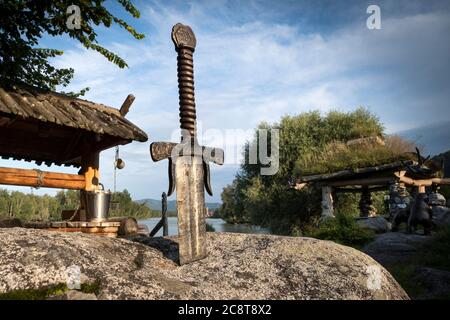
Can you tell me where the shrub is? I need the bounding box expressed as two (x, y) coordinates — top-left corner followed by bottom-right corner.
(307, 213), (375, 248)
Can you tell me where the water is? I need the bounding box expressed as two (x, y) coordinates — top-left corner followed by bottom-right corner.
(139, 217), (270, 237)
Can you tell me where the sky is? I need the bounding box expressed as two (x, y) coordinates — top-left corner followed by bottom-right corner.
(2, 0), (450, 202)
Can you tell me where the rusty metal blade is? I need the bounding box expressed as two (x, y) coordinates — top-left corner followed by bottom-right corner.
(175, 154), (207, 265)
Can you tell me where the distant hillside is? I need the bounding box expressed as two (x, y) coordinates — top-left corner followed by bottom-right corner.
(396, 121), (450, 156)
(434, 149), (450, 178)
(136, 198), (221, 212)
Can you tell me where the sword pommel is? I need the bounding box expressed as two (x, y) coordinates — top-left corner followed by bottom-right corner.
(171, 23), (196, 52)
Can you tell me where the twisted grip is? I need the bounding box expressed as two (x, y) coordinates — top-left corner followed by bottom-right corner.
(172, 23), (197, 138)
(177, 48), (196, 137)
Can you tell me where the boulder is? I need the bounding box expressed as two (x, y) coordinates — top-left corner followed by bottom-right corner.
(0, 228), (408, 300)
(428, 193), (446, 207)
(432, 206), (450, 228)
(362, 232), (433, 266)
(356, 216), (391, 234)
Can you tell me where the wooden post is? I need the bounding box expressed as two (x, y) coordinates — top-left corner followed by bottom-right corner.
(81, 151), (100, 191)
(79, 143), (100, 221)
(321, 186), (334, 218)
(359, 186), (377, 217)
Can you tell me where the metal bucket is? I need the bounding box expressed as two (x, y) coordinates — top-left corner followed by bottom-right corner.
(84, 184), (111, 222)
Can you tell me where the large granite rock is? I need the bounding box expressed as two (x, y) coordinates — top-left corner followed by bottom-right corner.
(0, 228), (408, 300)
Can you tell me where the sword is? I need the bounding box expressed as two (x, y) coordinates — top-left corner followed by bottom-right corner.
(150, 23), (224, 265)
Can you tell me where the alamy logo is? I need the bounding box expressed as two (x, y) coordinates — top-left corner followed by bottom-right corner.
(66, 265), (81, 290)
(367, 5), (382, 30)
(66, 5), (81, 30)
(366, 265), (382, 290)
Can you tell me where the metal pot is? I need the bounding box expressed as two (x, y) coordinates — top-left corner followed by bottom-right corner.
(84, 184), (111, 222)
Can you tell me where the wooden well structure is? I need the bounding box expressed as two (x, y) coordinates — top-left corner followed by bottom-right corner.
(296, 160), (450, 218)
(0, 83), (147, 217)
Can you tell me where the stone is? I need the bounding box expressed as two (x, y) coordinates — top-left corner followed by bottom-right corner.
(356, 217), (391, 234)
(362, 232), (433, 266)
(0, 228), (408, 300)
(432, 206), (450, 228)
(428, 193), (446, 207)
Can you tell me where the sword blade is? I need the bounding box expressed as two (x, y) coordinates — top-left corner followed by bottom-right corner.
(175, 154), (207, 265)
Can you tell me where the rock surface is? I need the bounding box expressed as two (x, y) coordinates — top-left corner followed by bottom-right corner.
(432, 206), (450, 228)
(356, 216), (391, 233)
(428, 192), (446, 206)
(0, 228), (408, 300)
(362, 232), (432, 266)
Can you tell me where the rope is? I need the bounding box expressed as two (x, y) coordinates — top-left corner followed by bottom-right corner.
(34, 169), (44, 189)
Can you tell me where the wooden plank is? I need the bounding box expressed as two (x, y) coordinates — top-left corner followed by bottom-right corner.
(325, 177), (397, 187)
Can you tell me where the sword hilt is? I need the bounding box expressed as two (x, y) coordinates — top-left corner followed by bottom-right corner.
(172, 23), (197, 139)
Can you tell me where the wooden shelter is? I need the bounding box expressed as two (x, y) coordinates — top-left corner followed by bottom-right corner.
(0, 83), (147, 192)
(296, 159), (450, 218)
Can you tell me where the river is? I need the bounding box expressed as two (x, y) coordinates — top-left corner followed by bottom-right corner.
(139, 217), (270, 237)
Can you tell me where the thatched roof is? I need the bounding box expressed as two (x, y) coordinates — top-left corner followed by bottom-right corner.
(0, 83), (147, 142)
(0, 83), (148, 167)
(299, 160), (416, 183)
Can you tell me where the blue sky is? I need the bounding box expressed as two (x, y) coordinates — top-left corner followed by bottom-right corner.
(2, 0), (450, 202)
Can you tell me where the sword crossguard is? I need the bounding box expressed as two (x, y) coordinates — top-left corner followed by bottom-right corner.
(150, 141), (224, 196)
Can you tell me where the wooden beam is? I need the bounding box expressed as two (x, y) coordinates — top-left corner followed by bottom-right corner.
(326, 177), (397, 187)
(0, 167), (84, 181)
(119, 94), (135, 117)
(394, 173), (450, 187)
(0, 167), (85, 190)
(334, 185), (388, 193)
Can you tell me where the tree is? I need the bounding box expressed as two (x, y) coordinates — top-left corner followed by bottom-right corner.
(0, 0), (144, 94)
(219, 108), (387, 235)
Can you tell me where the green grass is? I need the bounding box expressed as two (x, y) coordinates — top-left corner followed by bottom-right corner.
(0, 281), (102, 300)
(296, 137), (416, 176)
(306, 213), (375, 249)
(0, 283), (68, 300)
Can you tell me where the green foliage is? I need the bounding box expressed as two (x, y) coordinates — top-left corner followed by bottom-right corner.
(0, 188), (158, 221)
(0, 283), (67, 300)
(0, 281), (102, 300)
(109, 189), (159, 219)
(219, 108), (387, 235)
(306, 213), (375, 248)
(0, 1), (144, 93)
(206, 223), (215, 232)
